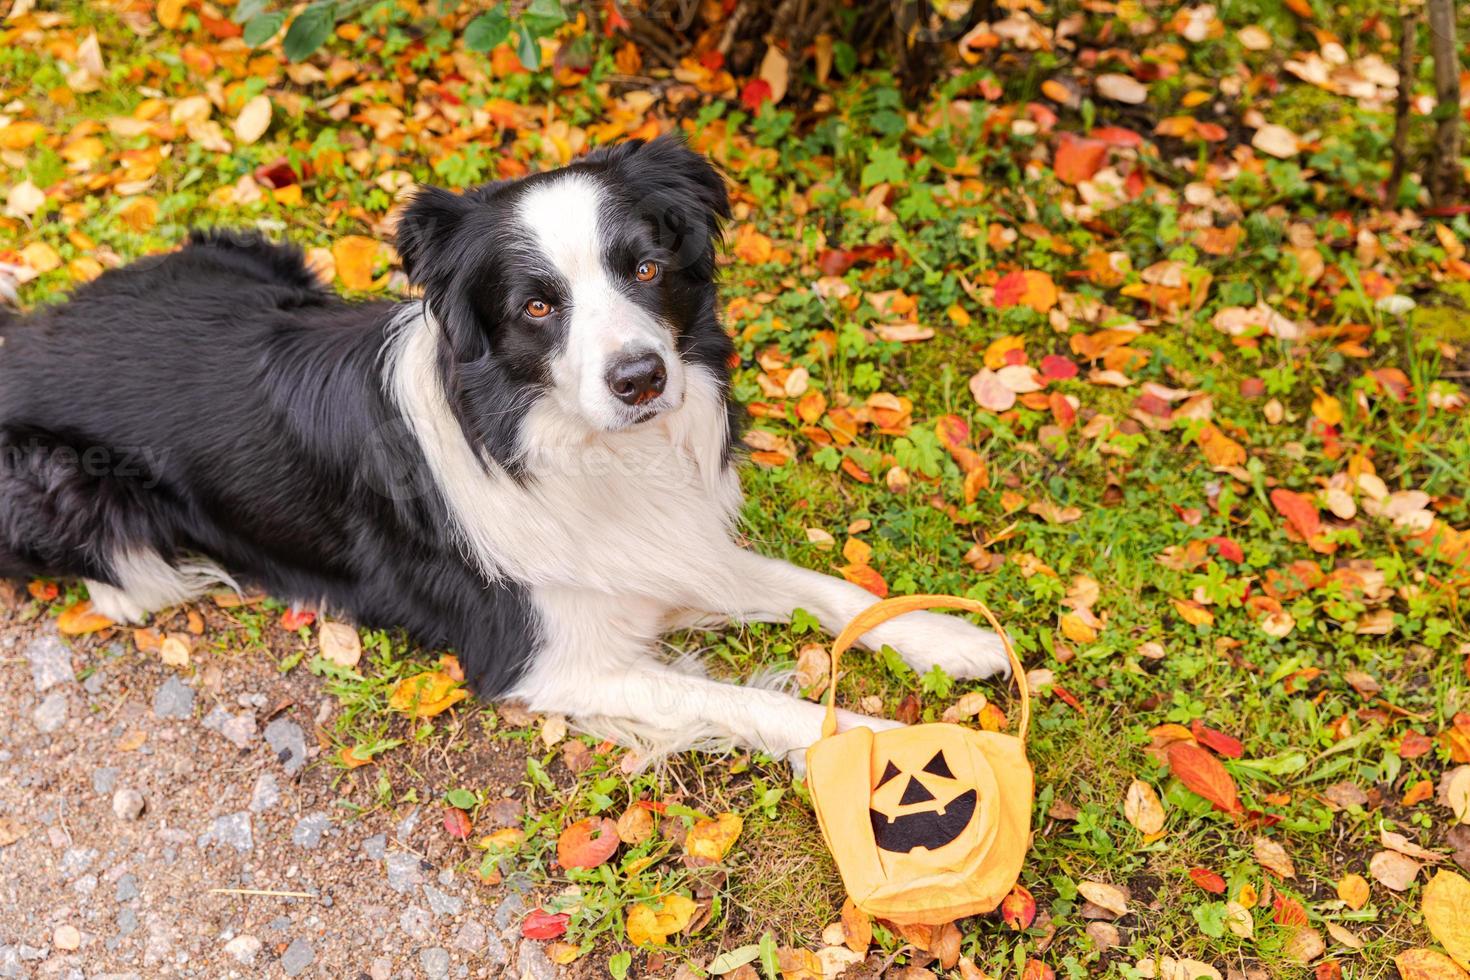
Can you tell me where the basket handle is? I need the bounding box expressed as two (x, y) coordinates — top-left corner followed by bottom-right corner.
(821, 594), (1030, 742)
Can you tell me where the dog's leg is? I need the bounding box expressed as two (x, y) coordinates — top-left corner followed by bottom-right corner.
(685, 549), (1012, 681)
(508, 587), (896, 764)
(85, 548), (236, 625)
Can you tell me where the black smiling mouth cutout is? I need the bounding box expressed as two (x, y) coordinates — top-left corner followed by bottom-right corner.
(869, 788), (978, 853)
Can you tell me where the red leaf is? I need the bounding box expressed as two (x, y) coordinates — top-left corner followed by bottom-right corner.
(993, 270), (1027, 308)
(254, 159), (300, 189)
(1272, 894), (1308, 926)
(740, 79), (772, 112)
(817, 244), (895, 276)
(935, 414), (970, 452)
(1001, 884), (1037, 930)
(1315, 961), (1343, 980)
(281, 608), (316, 630)
(1190, 720), (1244, 759)
(1167, 741), (1241, 813)
(1039, 354), (1079, 381)
(1208, 536), (1244, 563)
(556, 816), (620, 869)
(1270, 488), (1321, 540)
(1051, 683), (1085, 714)
(1054, 135), (1108, 185)
(443, 807), (472, 840)
(521, 909), (570, 940)
(1088, 125), (1144, 148)
(1398, 730), (1434, 758)
(1188, 867), (1228, 894)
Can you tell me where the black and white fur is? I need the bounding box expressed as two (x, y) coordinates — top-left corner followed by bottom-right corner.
(0, 137), (1008, 764)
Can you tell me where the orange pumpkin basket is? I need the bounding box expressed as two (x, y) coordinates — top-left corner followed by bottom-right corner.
(805, 594), (1033, 925)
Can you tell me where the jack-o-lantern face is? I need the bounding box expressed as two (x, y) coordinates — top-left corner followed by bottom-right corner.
(869, 747), (978, 853)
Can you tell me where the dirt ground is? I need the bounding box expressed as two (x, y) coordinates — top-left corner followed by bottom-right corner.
(0, 585), (565, 980)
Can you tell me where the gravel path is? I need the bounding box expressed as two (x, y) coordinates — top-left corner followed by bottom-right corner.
(0, 588), (562, 979)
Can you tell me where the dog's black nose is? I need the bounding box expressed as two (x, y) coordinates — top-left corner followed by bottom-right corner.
(606, 352), (667, 406)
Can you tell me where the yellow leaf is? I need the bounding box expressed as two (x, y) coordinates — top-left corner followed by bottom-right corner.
(983, 334), (1026, 370)
(57, 600), (114, 635)
(685, 812), (742, 863)
(1059, 612), (1098, 645)
(1311, 387), (1343, 427)
(1423, 870), (1470, 970)
(841, 537), (872, 565)
(1123, 779), (1166, 834)
(625, 893), (697, 945)
(332, 236), (385, 291)
(546, 942), (582, 965)
(1336, 872), (1370, 910)
(318, 621), (362, 668)
(233, 95), (272, 145)
(388, 669), (470, 718)
(118, 196), (159, 232)
(1395, 949), (1470, 980)
(1197, 424), (1246, 467)
(19, 241), (61, 273)
(1172, 598), (1215, 626)
(156, 0), (186, 27)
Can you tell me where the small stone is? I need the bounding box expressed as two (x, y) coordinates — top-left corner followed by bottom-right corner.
(369, 957), (392, 980)
(59, 847), (97, 877)
(197, 812), (253, 853)
(423, 884), (463, 916)
(26, 635), (74, 692)
(385, 852), (423, 894)
(53, 926), (80, 951)
(33, 692), (68, 733)
(223, 935), (261, 966)
(152, 678), (194, 720)
(360, 833), (387, 861)
(83, 669), (107, 695)
(264, 718), (306, 775)
(420, 947), (451, 980)
(115, 906), (138, 937)
(516, 939), (557, 980)
(291, 813), (330, 849)
(201, 705), (257, 749)
(249, 773), (280, 813)
(115, 874), (138, 903)
(399, 906), (432, 941)
(92, 767), (118, 795)
(111, 788), (146, 821)
(451, 920), (485, 953)
(279, 937), (314, 976)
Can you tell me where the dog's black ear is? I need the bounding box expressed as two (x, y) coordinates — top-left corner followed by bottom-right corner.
(591, 136), (731, 278)
(395, 185), (470, 292)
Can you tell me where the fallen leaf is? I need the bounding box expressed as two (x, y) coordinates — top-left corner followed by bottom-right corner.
(1336, 873), (1369, 910)
(387, 669), (470, 718)
(1001, 883), (1037, 930)
(1124, 779), (1166, 834)
(1095, 73), (1148, 103)
(685, 812), (742, 863)
(318, 621), (362, 668)
(1395, 949), (1470, 980)
(58, 600), (114, 635)
(521, 909), (569, 940)
(626, 893), (697, 945)
(1078, 881), (1130, 917)
(1422, 870), (1470, 970)
(233, 94), (272, 144)
(333, 236), (384, 291)
(1369, 849), (1421, 891)
(1188, 868), (1227, 894)
(1253, 836), (1297, 878)
(1252, 124), (1301, 158)
(557, 816), (620, 869)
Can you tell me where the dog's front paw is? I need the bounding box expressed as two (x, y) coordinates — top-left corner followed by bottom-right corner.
(870, 610), (1010, 680)
(785, 709), (903, 774)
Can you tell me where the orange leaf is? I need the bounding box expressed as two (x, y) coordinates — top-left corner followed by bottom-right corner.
(1271, 488), (1321, 540)
(556, 816), (620, 869)
(1054, 135), (1107, 185)
(58, 600), (115, 635)
(387, 669), (470, 718)
(1001, 883), (1037, 930)
(1395, 949), (1470, 980)
(1167, 741), (1240, 813)
(840, 563), (888, 598)
(1197, 425), (1246, 467)
(332, 236), (385, 291)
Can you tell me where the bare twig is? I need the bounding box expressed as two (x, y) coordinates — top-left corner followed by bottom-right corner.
(1388, 6), (1418, 204)
(1426, 0), (1463, 205)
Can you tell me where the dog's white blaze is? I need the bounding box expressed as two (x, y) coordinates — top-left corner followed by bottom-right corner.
(386, 302), (741, 599)
(516, 175), (684, 431)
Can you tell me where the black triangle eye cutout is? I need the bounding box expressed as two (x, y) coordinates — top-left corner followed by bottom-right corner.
(922, 750), (954, 779)
(899, 777), (936, 806)
(875, 761), (901, 789)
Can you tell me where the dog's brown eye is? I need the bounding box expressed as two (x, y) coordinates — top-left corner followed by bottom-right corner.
(635, 260), (658, 282)
(525, 299), (552, 319)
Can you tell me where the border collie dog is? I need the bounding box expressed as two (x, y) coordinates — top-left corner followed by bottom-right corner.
(0, 137), (1008, 763)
